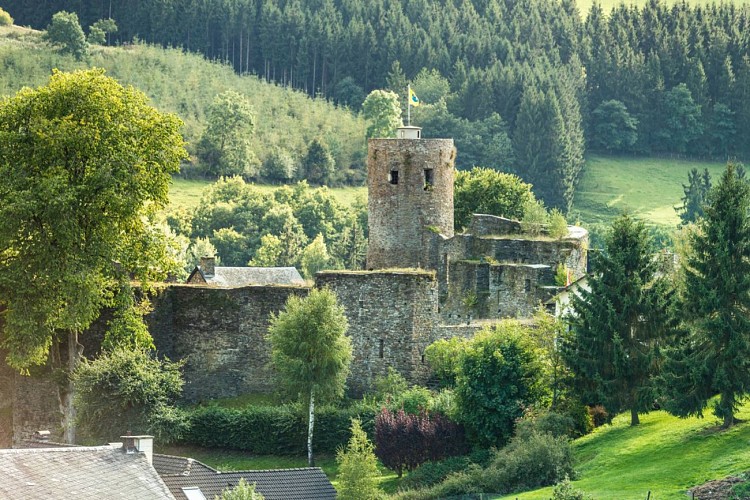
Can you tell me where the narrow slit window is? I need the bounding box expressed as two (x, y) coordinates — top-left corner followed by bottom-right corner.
(524, 278), (532, 292)
(423, 168), (434, 190)
(379, 339), (385, 358)
(389, 170), (399, 184)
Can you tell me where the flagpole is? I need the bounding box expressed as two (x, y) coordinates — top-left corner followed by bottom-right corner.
(407, 84), (411, 127)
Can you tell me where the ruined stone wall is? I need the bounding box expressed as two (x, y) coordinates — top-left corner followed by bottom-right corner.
(316, 271), (439, 395)
(366, 138), (456, 270)
(12, 371), (60, 446)
(148, 284), (309, 403)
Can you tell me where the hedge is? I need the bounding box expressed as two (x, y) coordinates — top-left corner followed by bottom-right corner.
(182, 401), (378, 455)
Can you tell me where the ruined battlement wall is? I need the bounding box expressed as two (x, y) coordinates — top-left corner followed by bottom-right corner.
(367, 138), (456, 270)
(148, 284), (309, 403)
(316, 270), (439, 395)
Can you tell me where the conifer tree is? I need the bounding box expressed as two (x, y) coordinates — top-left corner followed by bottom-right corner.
(564, 215), (676, 426)
(662, 163), (750, 428)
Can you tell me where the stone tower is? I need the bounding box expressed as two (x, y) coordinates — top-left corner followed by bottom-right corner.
(366, 127), (456, 270)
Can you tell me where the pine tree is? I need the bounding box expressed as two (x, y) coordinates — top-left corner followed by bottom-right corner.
(676, 168), (711, 225)
(662, 163), (750, 428)
(564, 215), (676, 426)
(336, 419), (381, 500)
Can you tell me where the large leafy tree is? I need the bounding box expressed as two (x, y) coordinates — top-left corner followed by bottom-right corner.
(197, 90), (256, 178)
(590, 100), (638, 152)
(267, 288), (352, 466)
(453, 167), (535, 230)
(564, 215), (676, 426)
(0, 69), (186, 442)
(662, 164), (750, 428)
(43, 11), (88, 60)
(362, 89), (402, 138)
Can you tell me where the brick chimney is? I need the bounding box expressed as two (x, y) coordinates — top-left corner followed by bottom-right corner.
(199, 256), (216, 277)
(121, 434), (154, 464)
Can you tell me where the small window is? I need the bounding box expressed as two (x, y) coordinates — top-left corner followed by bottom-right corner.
(379, 339), (384, 358)
(421, 354), (425, 364)
(524, 279), (532, 292)
(423, 168), (434, 190)
(389, 170), (399, 184)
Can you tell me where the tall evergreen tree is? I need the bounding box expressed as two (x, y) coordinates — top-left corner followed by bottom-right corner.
(564, 215), (676, 426)
(676, 168), (711, 225)
(662, 163), (750, 428)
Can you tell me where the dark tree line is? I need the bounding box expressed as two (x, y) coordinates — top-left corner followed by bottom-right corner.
(8, 0), (750, 207)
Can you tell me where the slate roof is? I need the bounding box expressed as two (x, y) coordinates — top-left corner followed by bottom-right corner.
(0, 445), (175, 500)
(154, 453), (336, 500)
(187, 266), (305, 287)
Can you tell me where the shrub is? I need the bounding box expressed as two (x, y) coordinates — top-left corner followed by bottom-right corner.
(392, 386), (433, 415)
(521, 198), (548, 235)
(552, 476), (593, 500)
(372, 367), (410, 402)
(217, 478), (265, 500)
(0, 7), (13, 26)
(183, 401), (378, 455)
(374, 408), (468, 477)
(401, 449), (492, 490)
(549, 208), (569, 239)
(588, 405), (609, 427)
(336, 419), (382, 500)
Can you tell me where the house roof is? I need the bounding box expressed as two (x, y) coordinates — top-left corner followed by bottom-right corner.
(187, 266), (305, 287)
(154, 454), (336, 500)
(0, 445), (175, 500)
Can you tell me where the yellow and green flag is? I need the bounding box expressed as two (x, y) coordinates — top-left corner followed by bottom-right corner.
(409, 87), (420, 107)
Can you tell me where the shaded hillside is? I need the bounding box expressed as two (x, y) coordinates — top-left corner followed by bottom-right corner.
(0, 26), (367, 180)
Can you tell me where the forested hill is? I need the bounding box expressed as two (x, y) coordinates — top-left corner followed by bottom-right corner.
(5, 0), (750, 211)
(0, 26), (366, 183)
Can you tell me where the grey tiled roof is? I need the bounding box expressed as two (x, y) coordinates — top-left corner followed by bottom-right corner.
(154, 453), (336, 500)
(187, 266), (305, 287)
(0, 445), (175, 499)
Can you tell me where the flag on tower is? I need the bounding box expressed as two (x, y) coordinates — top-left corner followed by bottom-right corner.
(409, 87), (420, 107)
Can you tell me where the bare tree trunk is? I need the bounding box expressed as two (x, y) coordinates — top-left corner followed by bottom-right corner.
(630, 407), (640, 426)
(307, 388), (315, 467)
(58, 331), (82, 444)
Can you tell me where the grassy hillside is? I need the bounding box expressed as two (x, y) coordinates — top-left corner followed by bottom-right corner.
(499, 402), (750, 499)
(571, 155), (727, 227)
(0, 25), (366, 171)
(577, 0), (750, 17)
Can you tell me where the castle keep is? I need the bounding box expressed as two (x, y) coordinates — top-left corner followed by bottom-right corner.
(1, 128), (588, 445)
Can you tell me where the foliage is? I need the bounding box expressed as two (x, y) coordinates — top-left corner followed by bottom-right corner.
(300, 234), (330, 279)
(676, 168), (712, 225)
(102, 286), (155, 351)
(552, 477), (593, 500)
(590, 100), (638, 152)
(0, 68), (185, 371)
(89, 18), (117, 45)
(374, 408), (468, 478)
(197, 90), (257, 178)
(548, 209), (569, 239)
(216, 478), (264, 500)
(73, 347), (186, 443)
(301, 138), (335, 185)
(261, 148), (296, 183)
(336, 419), (382, 500)
(362, 90), (402, 138)
(267, 288), (352, 464)
(182, 401), (378, 455)
(521, 199), (549, 235)
(453, 321), (548, 447)
(43, 11), (87, 60)
(565, 215), (676, 426)
(424, 337), (468, 387)
(0, 7), (12, 26)
(657, 84), (703, 154)
(453, 167), (535, 230)
(372, 367), (410, 403)
(399, 450), (492, 490)
(661, 163), (750, 427)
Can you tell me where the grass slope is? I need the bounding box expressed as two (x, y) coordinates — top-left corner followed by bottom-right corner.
(500, 403), (750, 499)
(572, 155), (727, 227)
(577, 0), (750, 18)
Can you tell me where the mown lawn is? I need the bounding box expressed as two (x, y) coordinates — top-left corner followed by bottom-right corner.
(576, 0), (750, 18)
(572, 155), (726, 227)
(498, 401), (750, 499)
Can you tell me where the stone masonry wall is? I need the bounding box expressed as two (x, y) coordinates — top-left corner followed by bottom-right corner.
(148, 284), (309, 403)
(367, 138), (456, 270)
(316, 271), (439, 395)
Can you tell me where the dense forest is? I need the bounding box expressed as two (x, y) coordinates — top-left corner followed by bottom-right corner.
(6, 0), (750, 210)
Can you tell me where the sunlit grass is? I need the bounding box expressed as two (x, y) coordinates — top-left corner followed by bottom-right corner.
(498, 401), (750, 499)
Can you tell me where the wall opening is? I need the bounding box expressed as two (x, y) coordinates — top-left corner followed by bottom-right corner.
(524, 278), (532, 292)
(379, 339), (384, 358)
(389, 170), (399, 185)
(423, 168), (434, 190)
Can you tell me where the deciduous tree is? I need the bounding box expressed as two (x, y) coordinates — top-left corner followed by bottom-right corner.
(0, 68), (186, 442)
(43, 11), (88, 60)
(362, 89), (402, 138)
(267, 288), (352, 466)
